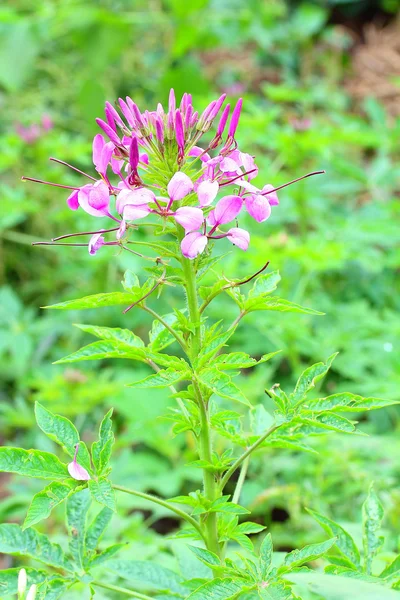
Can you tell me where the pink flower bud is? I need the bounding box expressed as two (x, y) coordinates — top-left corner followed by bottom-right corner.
(245, 194), (272, 223)
(216, 104), (230, 137)
(228, 98), (243, 138)
(208, 94), (226, 120)
(169, 88), (176, 114)
(197, 179), (219, 207)
(126, 98), (144, 128)
(262, 184), (279, 206)
(105, 101), (124, 128)
(68, 444), (91, 481)
(185, 104), (193, 130)
(181, 232), (208, 259)
(118, 98), (136, 127)
(95, 118), (120, 146)
(175, 109), (185, 151)
(67, 189), (79, 211)
(92, 135), (113, 175)
(214, 195), (243, 225)
(227, 227), (250, 250)
(129, 136), (139, 170)
(174, 206), (204, 232)
(155, 118), (164, 144)
(167, 172), (194, 201)
(88, 233), (105, 255)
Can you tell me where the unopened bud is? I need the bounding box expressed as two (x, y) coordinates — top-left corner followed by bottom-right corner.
(26, 584), (37, 600)
(18, 568), (27, 598)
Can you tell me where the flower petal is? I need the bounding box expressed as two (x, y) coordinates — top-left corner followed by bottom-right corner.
(68, 460), (91, 481)
(167, 172), (194, 201)
(116, 188), (156, 214)
(78, 182), (110, 217)
(88, 234), (105, 255)
(245, 194), (271, 222)
(227, 227), (250, 250)
(197, 179), (219, 207)
(174, 207), (204, 232)
(123, 204), (151, 221)
(67, 189), (79, 210)
(214, 195), (243, 225)
(181, 232), (208, 259)
(262, 184), (279, 206)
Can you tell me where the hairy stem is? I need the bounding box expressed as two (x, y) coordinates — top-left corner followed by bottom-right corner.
(220, 425), (279, 491)
(92, 581), (153, 599)
(112, 485), (204, 540)
(232, 456), (249, 505)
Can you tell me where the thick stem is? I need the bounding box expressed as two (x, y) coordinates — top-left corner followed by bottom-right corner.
(112, 485), (204, 540)
(92, 581), (153, 599)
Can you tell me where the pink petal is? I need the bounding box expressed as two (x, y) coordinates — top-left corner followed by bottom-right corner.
(116, 188), (156, 214)
(68, 460), (91, 481)
(262, 184), (279, 206)
(227, 227), (250, 251)
(167, 172), (194, 201)
(123, 204), (151, 221)
(207, 210), (217, 227)
(67, 189), (79, 210)
(88, 234), (105, 255)
(92, 134), (105, 169)
(174, 207), (204, 232)
(214, 195), (243, 225)
(78, 182), (110, 217)
(188, 146), (211, 163)
(220, 157), (241, 173)
(197, 180), (219, 207)
(117, 220), (127, 240)
(237, 179), (259, 193)
(245, 194), (271, 223)
(181, 232), (208, 259)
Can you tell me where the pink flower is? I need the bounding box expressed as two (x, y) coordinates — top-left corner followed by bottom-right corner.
(116, 188), (155, 215)
(92, 134), (113, 176)
(67, 189), (79, 210)
(181, 232), (208, 259)
(214, 195), (242, 225)
(68, 444), (90, 481)
(78, 181), (110, 217)
(228, 98), (243, 138)
(262, 184), (279, 206)
(245, 194), (272, 223)
(197, 179), (219, 207)
(167, 172), (194, 201)
(227, 227), (250, 250)
(88, 233), (105, 255)
(174, 207), (204, 232)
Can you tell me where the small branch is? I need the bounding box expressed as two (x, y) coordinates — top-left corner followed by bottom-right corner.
(92, 581), (153, 599)
(220, 425), (279, 490)
(123, 270), (166, 314)
(142, 305), (187, 353)
(231, 457), (249, 505)
(261, 170), (325, 197)
(229, 310), (246, 330)
(112, 485), (205, 541)
(52, 227), (119, 241)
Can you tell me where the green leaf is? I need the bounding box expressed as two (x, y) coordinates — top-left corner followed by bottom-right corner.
(259, 581), (294, 600)
(122, 270), (140, 292)
(245, 296), (323, 315)
(305, 393), (397, 413)
(0, 447), (68, 480)
(34, 402), (91, 471)
(53, 340), (147, 364)
(85, 507), (113, 554)
(66, 489), (91, 569)
(299, 412), (357, 434)
(128, 368), (190, 388)
(107, 560), (188, 595)
(363, 484), (384, 575)
(380, 555), (400, 579)
(0, 524), (72, 570)
(88, 478), (116, 512)
(282, 538), (336, 569)
(307, 508), (361, 569)
(44, 292), (143, 310)
(260, 533), (273, 578)
(90, 543), (126, 567)
(292, 354), (338, 405)
(0, 568), (47, 597)
(149, 313), (180, 351)
(198, 329), (237, 367)
(200, 370), (251, 407)
(92, 409), (114, 475)
(230, 533), (255, 553)
(287, 571), (400, 600)
(36, 578), (70, 600)
(75, 323), (144, 347)
(248, 271), (281, 297)
(187, 577), (247, 599)
(235, 522), (266, 535)
(214, 351), (281, 370)
(23, 480), (79, 530)
(188, 545), (221, 567)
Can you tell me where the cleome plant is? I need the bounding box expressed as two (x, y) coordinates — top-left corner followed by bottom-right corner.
(1, 90), (399, 599)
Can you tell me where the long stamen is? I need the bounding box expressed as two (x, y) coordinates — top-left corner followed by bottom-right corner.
(21, 177), (79, 190)
(261, 170), (325, 196)
(52, 227), (120, 241)
(49, 157), (97, 181)
(221, 169), (258, 186)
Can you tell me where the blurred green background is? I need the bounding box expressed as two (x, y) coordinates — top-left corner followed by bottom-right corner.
(1, 0), (400, 590)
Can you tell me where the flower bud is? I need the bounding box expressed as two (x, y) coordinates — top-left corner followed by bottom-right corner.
(26, 584), (37, 600)
(228, 98), (243, 138)
(18, 568), (27, 598)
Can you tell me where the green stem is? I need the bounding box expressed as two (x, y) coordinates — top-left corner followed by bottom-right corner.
(220, 425), (279, 491)
(231, 457), (249, 505)
(92, 581), (153, 599)
(112, 485), (205, 540)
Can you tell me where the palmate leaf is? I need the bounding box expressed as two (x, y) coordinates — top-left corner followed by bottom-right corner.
(107, 560), (189, 595)
(23, 480), (80, 530)
(0, 524), (73, 571)
(187, 577), (249, 599)
(307, 508), (361, 569)
(34, 402), (91, 471)
(149, 312), (181, 351)
(363, 484), (384, 575)
(92, 409), (114, 475)
(259, 533), (273, 578)
(248, 271), (281, 297)
(0, 447), (68, 480)
(66, 489), (91, 569)
(0, 568), (48, 597)
(89, 543), (126, 567)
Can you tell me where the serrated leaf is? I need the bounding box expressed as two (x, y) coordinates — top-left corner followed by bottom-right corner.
(292, 354), (338, 405)
(380, 555), (400, 579)
(307, 509), (361, 568)
(53, 340), (147, 364)
(107, 560), (188, 595)
(187, 577), (248, 599)
(34, 402), (91, 471)
(128, 368), (190, 388)
(282, 538), (336, 569)
(188, 546), (221, 567)
(92, 409), (114, 475)
(36, 578), (70, 600)
(245, 296), (323, 315)
(305, 393), (397, 413)
(23, 480), (78, 530)
(44, 292), (142, 310)
(248, 271), (281, 297)
(0, 524), (73, 570)
(214, 351), (280, 370)
(90, 543), (125, 567)
(149, 313), (181, 352)
(66, 489), (91, 569)
(0, 447), (68, 480)
(198, 329), (237, 367)
(0, 568), (48, 597)
(299, 412), (357, 434)
(200, 370), (251, 407)
(75, 324), (144, 347)
(363, 484), (384, 575)
(231, 532), (255, 553)
(85, 507), (113, 554)
(89, 478), (116, 512)
(235, 522), (266, 535)
(260, 533), (273, 578)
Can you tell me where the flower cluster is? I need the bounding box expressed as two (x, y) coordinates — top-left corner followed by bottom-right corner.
(25, 90), (321, 259)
